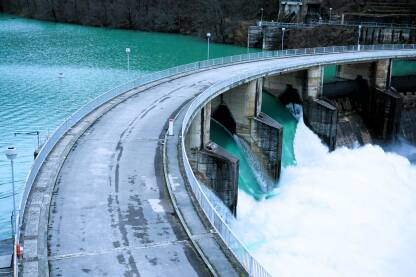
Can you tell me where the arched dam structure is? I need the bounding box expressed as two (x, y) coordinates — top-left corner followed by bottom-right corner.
(15, 45), (416, 276)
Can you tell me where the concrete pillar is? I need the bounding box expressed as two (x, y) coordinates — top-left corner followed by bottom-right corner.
(220, 80), (258, 139)
(188, 103), (212, 150)
(375, 59), (392, 90)
(188, 109), (202, 150)
(307, 66), (324, 99)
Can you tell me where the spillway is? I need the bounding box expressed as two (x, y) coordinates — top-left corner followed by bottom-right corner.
(235, 117), (416, 277)
(210, 91), (299, 200)
(210, 87), (416, 276)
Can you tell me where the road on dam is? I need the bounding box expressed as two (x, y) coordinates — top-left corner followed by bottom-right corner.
(20, 49), (416, 276)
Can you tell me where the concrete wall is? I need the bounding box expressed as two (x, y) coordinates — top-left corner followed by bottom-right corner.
(214, 80), (259, 139)
(368, 89), (402, 142)
(194, 143), (239, 215)
(400, 92), (416, 143)
(263, 67), (320, 100)
(251, 113), (283, 186)
(248, 24), (415, 51)
(263, 70), (306, 98)
(303, 98), (338, 150)
(336, 59), (391, 90)
(361, 27), (414, 45)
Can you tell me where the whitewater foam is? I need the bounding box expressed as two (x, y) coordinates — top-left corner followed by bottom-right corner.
(236, 119), (416, 277)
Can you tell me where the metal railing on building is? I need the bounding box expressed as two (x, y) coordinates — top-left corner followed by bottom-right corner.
(258, 20), (416, 29)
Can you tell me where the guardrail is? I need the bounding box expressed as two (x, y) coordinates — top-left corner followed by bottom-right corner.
(259, 20), (416, 29)
(15, 43), (416, 276)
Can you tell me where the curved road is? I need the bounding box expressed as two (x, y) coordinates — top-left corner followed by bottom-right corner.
(20, 49), (416, 276)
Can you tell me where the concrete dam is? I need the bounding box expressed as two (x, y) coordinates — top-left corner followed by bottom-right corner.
(186, 54), (416, 214)
(15, 45), (416, 276)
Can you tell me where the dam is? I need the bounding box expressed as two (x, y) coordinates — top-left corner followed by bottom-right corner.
(0, 11), (416, 276)
(6, 43), (415, 277)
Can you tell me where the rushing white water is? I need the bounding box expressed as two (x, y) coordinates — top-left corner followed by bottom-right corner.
(236, 119), (416, 277)
(233, 135), (275, 195)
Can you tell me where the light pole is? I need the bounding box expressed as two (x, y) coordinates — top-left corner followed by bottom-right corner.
(206, 33), (211, 60)
(357, 25), (362, 50)
(14, 131), (40, 159)
(281, 27), (286, 51)
(5, 147), (17, 238)
(125, 47), (131, 73)
(260, 8), (264, 26)
(247, 30), (250, 53)
(329, 8), (333, 22)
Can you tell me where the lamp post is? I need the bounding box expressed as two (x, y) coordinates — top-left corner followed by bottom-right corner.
(260, 8), (264, 26)
(247, 31), (250, 53)
(5, 147), (17, 237)
(14, 131), (40, 159)
(357, 25), (362, 50)
(125, 47), (131, 73)
(206, 33), (211, 60)
(329, 8), (333, 22)
(281, 27), (286, 51)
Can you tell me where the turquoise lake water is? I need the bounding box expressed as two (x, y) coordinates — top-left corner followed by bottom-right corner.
(0, 14), (253, 240)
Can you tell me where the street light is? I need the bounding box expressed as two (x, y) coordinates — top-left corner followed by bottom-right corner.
(14, 131), (40, 159)
(247, 30), (250, 53)
(329, 8), (333, 22)
(206, 33), (211, 60)
(125, 47), (131, 73)
(260, 8), (264, 26)
(357, 25), (362, 50)
(5, 147), (17, 238)
(281, 27), (286, 51)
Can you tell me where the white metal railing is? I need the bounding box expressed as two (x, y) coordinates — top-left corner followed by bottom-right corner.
(259, 20), (416, 29)
(256, 19), (416, 29)
(15, 43), (416, 276)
